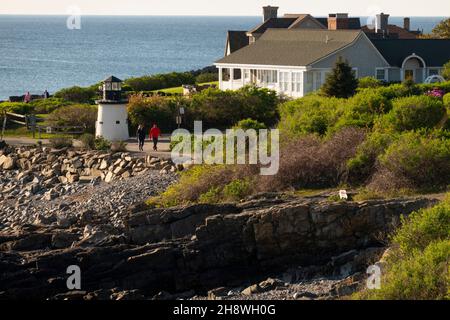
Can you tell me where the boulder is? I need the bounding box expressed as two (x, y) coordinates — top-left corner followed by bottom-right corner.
(51, 231), (80, 249)
(0, 155), (15, 170)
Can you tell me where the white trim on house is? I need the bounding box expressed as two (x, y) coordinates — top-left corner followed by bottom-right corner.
(400, 54), (427, 82)
(401, 54), (427, 69)
(215, 63), (308, 71)
(427, 67), (443, 76)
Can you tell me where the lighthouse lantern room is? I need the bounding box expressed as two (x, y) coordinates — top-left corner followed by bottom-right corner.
(95, 76), (129, 142)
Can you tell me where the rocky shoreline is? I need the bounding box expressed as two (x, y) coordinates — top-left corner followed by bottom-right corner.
(0, 145), (180, 229)
(0, 176), (438, 300)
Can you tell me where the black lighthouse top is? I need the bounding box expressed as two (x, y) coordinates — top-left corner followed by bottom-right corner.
(97, 75), (128, 103)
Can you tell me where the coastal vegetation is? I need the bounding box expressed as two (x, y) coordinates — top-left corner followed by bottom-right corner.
(355, 195), (450, 300)
(149, 77), (450, 207)
(127, 86), (281, 131)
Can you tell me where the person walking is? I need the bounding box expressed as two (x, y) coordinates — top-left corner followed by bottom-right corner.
(24, 91), (31, 103)
(136, 124), (146, 152)
(43, 90), (50, 99)
(149, 124), (161, 151)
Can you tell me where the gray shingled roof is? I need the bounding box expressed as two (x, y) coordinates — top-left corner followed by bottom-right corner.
(248, 18), (298, 34)
(371, 39), (450, 67)
(216, 29), (362, 67)
(104, 76), (122, 83)
(227, 31), (249, 54)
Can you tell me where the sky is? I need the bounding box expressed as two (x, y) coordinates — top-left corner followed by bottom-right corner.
(0, 0), (448, 16)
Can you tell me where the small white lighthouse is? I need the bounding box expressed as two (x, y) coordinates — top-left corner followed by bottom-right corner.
(95, 76), (129, 141)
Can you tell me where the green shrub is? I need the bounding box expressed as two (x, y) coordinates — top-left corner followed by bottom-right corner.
(127, 94), (182, 132)
(31, 98), (70, 114)
(198, 187), (222, 204)
(278, 95), (345, 137)
(347, 131), (399, 184)
(222, 179), (252, 201)
(49, 137), (73, 149)
(94, 137), (111, 151)
(394, 199), (450, 252)
(79, 133), (95, 149)
(48, 104), (97, 133)
(442, 60), (450, 81)
(367, 240), (449, 300)
(380, 96), (446, 132)
(189, 86), (279, 129)
(358, 77), (382, 89)
(233, 118), (267, 131)
(359, 197), (450, 300)
(54, 86), (98, 103)
(374, 84), (406, 100)
(0, 102), (34, 114)
(196, 73), (218, 83)
(124, 72), (195, 91)
(376, 132), (450, 190)
(444, 93), (450, 107)
(148, 165), (233, 207)
(333, 90), (392, 131)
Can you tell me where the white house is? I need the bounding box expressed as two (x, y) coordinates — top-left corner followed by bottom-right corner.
(215, 28), (450, 98)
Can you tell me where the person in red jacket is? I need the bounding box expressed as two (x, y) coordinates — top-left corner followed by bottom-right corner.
(149, 124), (161, 151)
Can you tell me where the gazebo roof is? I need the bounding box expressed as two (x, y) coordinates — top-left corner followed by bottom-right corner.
(103, 75), (123, 83)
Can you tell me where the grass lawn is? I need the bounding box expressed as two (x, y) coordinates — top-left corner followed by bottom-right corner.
(2, 113), (79, 139)
(2, 126), (75, 139)
(152, 81), (219, 94)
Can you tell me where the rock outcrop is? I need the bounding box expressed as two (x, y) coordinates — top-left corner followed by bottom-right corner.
(0, 195), (437, 300)
(0, 145), (179, 229)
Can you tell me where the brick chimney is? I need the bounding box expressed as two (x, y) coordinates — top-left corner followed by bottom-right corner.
(375, 13), (390, 34)
(328, 13), (349, 30)
(263, 6), (279, 22)
(404, 17), (411, 31)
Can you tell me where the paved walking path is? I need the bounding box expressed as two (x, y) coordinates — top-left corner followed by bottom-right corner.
(1, 135), (173, 159)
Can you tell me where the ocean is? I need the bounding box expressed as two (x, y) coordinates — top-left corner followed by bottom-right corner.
(0, 15), (445, 100)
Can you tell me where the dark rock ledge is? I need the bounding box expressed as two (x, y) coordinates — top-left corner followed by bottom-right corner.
(0, 195), (438, 300)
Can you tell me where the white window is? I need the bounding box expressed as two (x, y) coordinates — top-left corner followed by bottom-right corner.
(376, 68), (387, 81)
(292, 72), (302, 92)
(271, 70), (278, 83)
(244, 69), (250, 82)
(280, 72), (290, 92)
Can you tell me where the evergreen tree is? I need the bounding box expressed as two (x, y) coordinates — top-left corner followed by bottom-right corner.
(322, 57), (358, 98)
